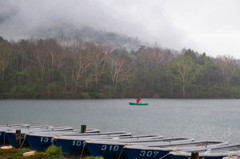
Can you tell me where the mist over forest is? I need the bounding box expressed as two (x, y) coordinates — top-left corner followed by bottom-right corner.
(1, 0), (240, 99)
(2, 0), (240, 59)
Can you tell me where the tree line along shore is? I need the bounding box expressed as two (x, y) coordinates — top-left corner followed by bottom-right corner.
(0, 36), (240, 99)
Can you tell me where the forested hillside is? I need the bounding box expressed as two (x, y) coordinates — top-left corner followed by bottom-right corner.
(1, 35), (240, 99)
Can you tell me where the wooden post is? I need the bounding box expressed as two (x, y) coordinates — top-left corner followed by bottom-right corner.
(191, 152), (199, 159)
(81, 125), (86, 133)
(16, 130), (21, 149)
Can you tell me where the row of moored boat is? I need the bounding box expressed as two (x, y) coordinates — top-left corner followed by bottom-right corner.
(0, 124), (239, 159)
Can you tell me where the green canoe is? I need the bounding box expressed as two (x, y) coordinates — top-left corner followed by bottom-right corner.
(129, 102), (148, 106)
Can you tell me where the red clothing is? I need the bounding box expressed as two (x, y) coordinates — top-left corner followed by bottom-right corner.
(136, 98), (140, 103)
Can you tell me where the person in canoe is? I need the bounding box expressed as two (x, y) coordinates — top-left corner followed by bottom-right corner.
(136, 97), (141, 103)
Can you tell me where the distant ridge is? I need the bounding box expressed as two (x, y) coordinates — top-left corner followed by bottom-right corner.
(32, 24), (143, 51)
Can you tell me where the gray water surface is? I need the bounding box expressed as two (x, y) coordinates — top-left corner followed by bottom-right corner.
(0, 99), (239, 143)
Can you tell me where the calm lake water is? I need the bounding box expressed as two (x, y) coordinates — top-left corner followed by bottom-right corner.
(0, 99), (239, 144)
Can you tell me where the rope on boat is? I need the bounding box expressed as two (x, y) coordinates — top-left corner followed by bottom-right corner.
(172, 147), (180, 153)
(227, 154), (240, 159)
(52, 134), (62, 147)
(117, 145), (124, 159)
(117, 144), (132, 159)
(79, 138), (90, 159)
(3, 132), (6, 145)
(19, 133), (28, 149)
(159, 152), (170, 159)
(52, 136), (56, 146)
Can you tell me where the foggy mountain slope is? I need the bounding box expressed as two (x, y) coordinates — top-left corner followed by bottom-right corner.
(0, 0), (144, 51)
(32, 25), (143, 50)
(1, 0), (240, 58)
(0, 19), (144, 51)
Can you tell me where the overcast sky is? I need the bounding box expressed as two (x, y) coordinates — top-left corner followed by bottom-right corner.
(1, 0), (240, 58)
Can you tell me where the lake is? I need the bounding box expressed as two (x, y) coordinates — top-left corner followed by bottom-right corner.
(0, 99), (239, 144)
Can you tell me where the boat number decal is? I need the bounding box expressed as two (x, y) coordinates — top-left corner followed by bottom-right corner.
(140, 150), (159, 157)
(101, 145), (119, 151)
(73, 140), (82, 146)
(40, 137), (50, 143)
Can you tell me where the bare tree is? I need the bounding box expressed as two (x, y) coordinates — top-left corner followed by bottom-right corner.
(31, 39), (50, 85)
(0, 42), (13, 80)
(106, 54), (131, 91)
(137, 47), (174, 70)
(72, 50), (92, 92)
(44, 39), (62, 81)
(87, 42), (111, 86)
(213, 56), (238, 90)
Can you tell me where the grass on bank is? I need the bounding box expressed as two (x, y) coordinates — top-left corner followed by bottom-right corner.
(0, 145), (64, 159)
(0, 145), (104, 159)
(0, 145), (63, 159)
